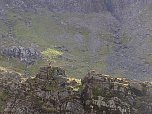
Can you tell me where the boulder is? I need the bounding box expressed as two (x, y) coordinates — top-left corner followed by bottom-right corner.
(2, 46), (41, 65)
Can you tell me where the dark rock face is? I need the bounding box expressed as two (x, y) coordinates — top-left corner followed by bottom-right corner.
(2, 46), (41, 65)
(0, 66), (151, 114)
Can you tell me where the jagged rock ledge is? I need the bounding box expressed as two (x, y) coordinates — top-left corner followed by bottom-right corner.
(0, 66), (152, 114)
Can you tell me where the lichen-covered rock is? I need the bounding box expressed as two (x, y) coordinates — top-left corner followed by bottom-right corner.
(81, 71), (152, 114)
(0, 66), (152, 114)
(0, 66), (84, 114)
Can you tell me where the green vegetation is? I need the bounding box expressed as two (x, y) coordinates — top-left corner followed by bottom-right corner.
(42, 107), (58, 113)
(0, 55), (46, 76)
(0, 91), (9, 113)
(0, 10), (113, 79)
(41, 48), (63, 60)
(145, 55), (152, 65)
(12, 13), (60, 49)
(92, 88), (104, 97)
(0, 20), (7, 35)
(121, 33), (131, 44)
(0, 55), (26, 73)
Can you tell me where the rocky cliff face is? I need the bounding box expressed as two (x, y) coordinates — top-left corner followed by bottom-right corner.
(1, 0), (151, 15)
(0, 66), (151, 114)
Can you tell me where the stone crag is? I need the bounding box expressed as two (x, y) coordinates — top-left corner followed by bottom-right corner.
(1, 46), (41, 65)
(82, 71), (152, 114)
(0, 66), (151, 114)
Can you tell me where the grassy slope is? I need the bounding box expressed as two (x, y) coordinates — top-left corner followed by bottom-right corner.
(0, 9), (113, 78)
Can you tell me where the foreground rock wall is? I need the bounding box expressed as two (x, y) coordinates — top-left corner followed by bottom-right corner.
(0, 66), (152, 114)
(82, 71), (152, 114)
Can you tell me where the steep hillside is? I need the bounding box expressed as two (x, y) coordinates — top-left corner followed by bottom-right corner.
(0, 0), (152, 81)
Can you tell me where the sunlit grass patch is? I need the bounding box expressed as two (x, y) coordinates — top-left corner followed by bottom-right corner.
(41, 48), (63, 60)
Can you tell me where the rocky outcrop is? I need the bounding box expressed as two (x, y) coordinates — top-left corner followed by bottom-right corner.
(81, 71), (152, 114)
(0, 66), (84, 114)
(1, 46), (41, 65)
(0, 66), (151, 114)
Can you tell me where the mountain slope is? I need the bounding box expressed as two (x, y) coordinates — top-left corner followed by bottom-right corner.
(0, 0), (152, 81)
